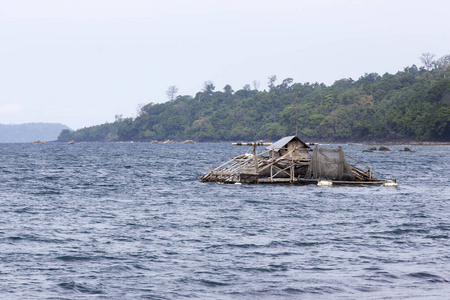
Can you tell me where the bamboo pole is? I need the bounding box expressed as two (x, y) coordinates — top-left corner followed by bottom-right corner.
(253, 144), (258, 175)
(345, 153), (372, 169)
(257, 148), (296, 173)
(232, 142), (272, 146)
(271, 164), (292, 178)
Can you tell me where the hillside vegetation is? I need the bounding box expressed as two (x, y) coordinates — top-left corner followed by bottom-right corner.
(59, 56), (450, 142)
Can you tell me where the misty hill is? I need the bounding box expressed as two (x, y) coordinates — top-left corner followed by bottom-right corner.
(59, 56), (450, 143)
(0, 123), (72, 143)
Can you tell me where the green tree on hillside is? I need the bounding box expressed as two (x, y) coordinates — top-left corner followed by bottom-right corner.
(59, 54), (450, 142)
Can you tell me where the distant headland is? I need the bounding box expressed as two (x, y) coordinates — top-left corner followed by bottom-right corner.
(0, 123), (71, 143)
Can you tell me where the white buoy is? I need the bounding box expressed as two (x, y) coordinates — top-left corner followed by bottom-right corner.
(317, 180), (333, 187)
(383, 180), (398, 187)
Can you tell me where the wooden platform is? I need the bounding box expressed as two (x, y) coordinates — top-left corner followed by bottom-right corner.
(298, 178), (387, 185)
(200, 137), (395, 186)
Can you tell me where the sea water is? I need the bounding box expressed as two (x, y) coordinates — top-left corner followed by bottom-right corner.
(0, 142), (449, 299)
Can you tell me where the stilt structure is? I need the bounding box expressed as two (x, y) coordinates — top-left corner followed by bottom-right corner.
(200, 136), (396, 186)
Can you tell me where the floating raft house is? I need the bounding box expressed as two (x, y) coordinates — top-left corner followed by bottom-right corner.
(200, 136), (397, 186)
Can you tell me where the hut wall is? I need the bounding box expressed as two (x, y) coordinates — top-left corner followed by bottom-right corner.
(279, 140), (309, 159)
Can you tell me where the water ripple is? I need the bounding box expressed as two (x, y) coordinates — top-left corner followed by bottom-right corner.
(0, 143), (449, 298)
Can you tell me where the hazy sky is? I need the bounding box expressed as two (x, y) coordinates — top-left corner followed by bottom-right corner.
(1, 0), (449, 130)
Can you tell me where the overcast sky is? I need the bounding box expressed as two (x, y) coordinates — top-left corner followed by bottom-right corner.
(1, 0), (449, 130)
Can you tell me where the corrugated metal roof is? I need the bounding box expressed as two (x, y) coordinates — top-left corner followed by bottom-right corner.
(266, 136), (310, 152)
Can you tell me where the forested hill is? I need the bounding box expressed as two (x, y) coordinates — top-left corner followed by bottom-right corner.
(59, 59), (450, 143)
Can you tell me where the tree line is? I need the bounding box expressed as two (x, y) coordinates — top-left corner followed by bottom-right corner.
(59, 53), (450, 142)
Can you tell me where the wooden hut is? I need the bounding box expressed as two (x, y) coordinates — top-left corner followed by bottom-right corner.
(200, 136), (396, 186)
(267, 135), (310, 159)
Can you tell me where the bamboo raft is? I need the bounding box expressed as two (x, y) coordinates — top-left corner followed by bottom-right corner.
(200, 136), (396, 186)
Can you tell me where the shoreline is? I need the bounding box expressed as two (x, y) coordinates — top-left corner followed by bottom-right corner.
(361, 141), (450, 146)
(48, 140), (450, 146)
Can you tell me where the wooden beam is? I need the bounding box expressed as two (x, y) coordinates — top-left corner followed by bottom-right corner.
(232, 142), (272, 146)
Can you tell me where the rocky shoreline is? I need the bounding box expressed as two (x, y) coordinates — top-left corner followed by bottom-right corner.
(363, 141), (450, 146)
